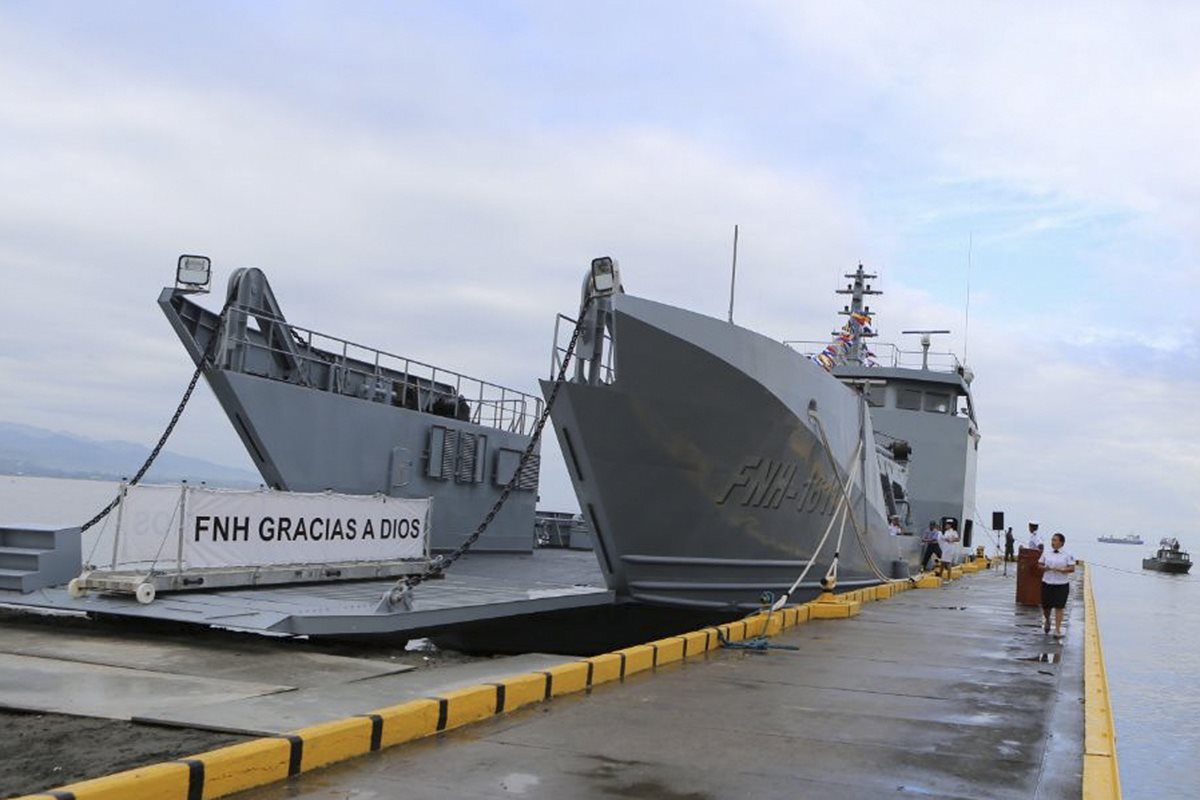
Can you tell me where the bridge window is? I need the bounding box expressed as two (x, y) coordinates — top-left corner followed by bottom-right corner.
(864, 384), (884, 407)
(897, 389), (922, 410)
(924, 393), (951, 414)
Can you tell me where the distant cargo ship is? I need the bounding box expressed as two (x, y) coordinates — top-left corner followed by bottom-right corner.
(1097, 534), (1144, 545)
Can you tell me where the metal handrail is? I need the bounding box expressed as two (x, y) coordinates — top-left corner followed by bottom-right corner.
(225, 310), (544, 434)
(551, 312), (614, 383)
(783, 339), (962, 372)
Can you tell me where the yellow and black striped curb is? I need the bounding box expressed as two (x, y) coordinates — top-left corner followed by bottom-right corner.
(1082, 565), (1122, 799)
(18, 564), (987, 800)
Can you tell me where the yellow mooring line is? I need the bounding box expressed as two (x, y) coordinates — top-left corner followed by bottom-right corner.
(1082, 565), (1122, 799)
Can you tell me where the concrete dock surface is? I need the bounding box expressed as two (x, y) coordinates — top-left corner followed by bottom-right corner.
(229, 568), (1084, 800)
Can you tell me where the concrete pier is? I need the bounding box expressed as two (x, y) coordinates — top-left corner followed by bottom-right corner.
(219, 567), (1085, 800)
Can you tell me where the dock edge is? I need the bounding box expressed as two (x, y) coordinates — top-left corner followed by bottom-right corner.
(1082, 564), (1122, 799)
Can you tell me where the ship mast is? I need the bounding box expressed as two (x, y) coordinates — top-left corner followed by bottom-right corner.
(835, 264), (880, 364)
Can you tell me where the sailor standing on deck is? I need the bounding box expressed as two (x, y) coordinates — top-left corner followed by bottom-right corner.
(1026, 521), (1044, 551)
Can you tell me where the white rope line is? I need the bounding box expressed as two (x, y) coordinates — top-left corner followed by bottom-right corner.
(146, 494), (183, 574)
(822, 493), (852, 588)
(771, 440), (863, 611)
(809, 407), (908, 584)
(83, 507), (112, 568)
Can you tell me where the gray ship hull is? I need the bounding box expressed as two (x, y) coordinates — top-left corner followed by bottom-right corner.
(159, 275), (541, 553)
(545, 295), (920, 611)
(202, 369), (538, 552)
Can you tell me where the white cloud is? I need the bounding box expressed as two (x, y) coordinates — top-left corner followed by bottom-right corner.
(760, 2), (1200, 236)
(0, 23), (866, 509)
(1, 2), (1196, 536)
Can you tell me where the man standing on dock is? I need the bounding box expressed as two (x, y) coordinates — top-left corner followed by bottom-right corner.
(920, 520), (941, 571)
(1004, 527), (1015, 561)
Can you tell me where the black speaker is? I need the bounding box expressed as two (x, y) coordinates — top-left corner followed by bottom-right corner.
(992, 511), (1004, 531)
(963, 518), (974, 548)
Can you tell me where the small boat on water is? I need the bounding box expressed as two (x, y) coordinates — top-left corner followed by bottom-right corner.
(1142, 538), (1192, 574)
(1098, 533), (1144, 545)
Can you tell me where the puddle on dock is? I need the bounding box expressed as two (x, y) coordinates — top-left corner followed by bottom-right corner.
(1018, 653), (1062, 664)
(499, 773), (541, 794)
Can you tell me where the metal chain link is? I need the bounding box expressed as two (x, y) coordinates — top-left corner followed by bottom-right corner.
(401, 298), (596, 590)
(79, 298), (234, 533)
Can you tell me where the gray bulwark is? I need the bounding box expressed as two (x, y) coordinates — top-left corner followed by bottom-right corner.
(158, 268), (542, 552)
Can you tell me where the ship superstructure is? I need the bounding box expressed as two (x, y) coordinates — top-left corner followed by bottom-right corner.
(797, 265), (981, 543)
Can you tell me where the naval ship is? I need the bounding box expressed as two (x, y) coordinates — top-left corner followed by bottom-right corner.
(543, 259), (980, 611)
(160, 261), (543, 552)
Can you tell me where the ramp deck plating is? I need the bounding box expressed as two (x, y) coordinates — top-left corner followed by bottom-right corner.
(0, 550), (612, 637)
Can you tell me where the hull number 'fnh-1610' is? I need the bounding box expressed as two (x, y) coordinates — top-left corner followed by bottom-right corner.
(194, 515), (422, 543)
(717, 457), (839, 516)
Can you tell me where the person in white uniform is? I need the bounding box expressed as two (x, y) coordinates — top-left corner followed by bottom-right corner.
(937, 519), (960, 575)
(1026, 521), (1044, 551)
(1038, 532), (1075, 636)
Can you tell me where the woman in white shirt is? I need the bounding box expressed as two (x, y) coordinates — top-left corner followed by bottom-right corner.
(1038, 532), (1075, 636)
(937, 520), (960, 575)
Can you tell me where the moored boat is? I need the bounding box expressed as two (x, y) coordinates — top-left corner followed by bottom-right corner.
(1142, 538), (1192, 573)
(543, 258), (980, 612)
(160, 259), (544, 552)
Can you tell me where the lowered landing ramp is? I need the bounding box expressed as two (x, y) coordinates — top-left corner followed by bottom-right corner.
(0, 550), (612, 639)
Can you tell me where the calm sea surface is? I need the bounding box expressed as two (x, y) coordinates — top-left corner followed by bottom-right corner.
(1073, 537), (1199, 800)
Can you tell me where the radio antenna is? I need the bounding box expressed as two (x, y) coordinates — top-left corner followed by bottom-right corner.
(963, 232), (973, 363)
(727, 224), (739, 324)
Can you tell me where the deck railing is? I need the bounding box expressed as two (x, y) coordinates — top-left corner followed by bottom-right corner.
(225, 309), (544, 435)
(783, 340), (962, 372)
(550, 313), (615, 384)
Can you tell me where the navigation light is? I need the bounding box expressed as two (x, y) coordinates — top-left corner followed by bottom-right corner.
(176, 254), (212, 293)
(590, 256), (620, 297)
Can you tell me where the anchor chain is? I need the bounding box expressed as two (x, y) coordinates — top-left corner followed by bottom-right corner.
(387, 298), (594, 604)
(79, 299), (234, 533)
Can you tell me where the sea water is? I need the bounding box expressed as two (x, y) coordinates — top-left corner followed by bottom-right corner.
(1072, 537), (1199, 800)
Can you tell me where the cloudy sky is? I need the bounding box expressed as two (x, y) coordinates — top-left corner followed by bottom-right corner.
(1, 1), (1196, 540)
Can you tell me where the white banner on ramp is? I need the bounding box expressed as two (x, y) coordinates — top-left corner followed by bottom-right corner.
(107, 485), (430, 570)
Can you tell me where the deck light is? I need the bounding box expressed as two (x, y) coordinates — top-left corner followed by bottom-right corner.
(176, 254), (212, 292)
(590, 256), (620, 297)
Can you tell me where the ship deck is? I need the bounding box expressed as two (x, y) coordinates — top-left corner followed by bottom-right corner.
(7, 563), (1106, 799)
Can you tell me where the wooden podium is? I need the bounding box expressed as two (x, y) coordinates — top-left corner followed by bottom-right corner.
(1015, 547), (1042, 606)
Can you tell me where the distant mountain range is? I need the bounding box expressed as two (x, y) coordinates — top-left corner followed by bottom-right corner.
(0, 421), (262, 487)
